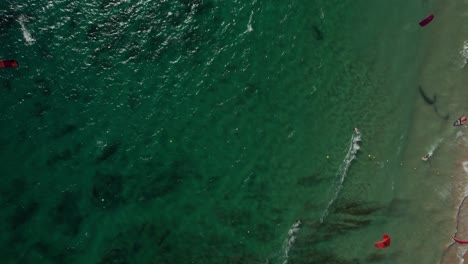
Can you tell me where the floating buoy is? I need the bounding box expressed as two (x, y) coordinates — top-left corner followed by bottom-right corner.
(419, 14), (434, 27)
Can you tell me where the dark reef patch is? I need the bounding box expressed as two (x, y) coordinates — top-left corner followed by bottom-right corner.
(91, 171), (125, 209)
(34, 78), (53, 96)
(98, 223), (170, 264)
(366, 252), (386, 262)
(51, 191), (84, 235)
(33, 102), (51, 117)
(2, 79), (12, 91)
(53, 124), (78, 139)
(10, 201), (39, 230)
(296, 172), (328, 186)
(1, 177), (27, 204)
(47, 149), (73, 166)
(312, 25), (324, 41)
(128, 159), (196, 202)
(96, 142), (120, 163)
(99, 248), (130, 264)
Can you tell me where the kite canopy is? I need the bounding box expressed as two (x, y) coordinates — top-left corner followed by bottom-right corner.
(453, 115), (467, 126)
(452, 236), (468, 244)
(374, 234), (391, 249)
(419, 14), (434, 27)
(0, 60), (18, 68)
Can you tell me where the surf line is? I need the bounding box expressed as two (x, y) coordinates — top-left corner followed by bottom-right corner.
(320, 129), (361, 223)
(281, 219), (301, 264)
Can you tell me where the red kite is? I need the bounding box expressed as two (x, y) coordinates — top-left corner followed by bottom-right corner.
(452, 236), (468, 244)
(0, 60), (19, 68)
(419, 14), (434, 27)
(374, 234), (391, 248)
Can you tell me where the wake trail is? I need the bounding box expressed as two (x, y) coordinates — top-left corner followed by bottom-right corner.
(320, 129), (361, 223)
(18, 15), (35, 45)
(281, 220), (301, 264)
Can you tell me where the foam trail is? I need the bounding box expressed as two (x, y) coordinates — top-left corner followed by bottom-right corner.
(245, 11), (254, 33)
(18, 15), (35, 45)
(424, 138), (443, 159)
(320, 130), (361, 223)
(281, 220), (301, 264)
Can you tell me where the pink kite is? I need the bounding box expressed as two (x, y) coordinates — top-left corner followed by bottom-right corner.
(419, 14), (434, 27)
(374, 234), (391, 249)
(452, 236), (468, 244)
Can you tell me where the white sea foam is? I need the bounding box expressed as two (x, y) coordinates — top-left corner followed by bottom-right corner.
(245, 11), (254, 33)
(460, 40), (468, 68)
(281, 220), (301, 264)
(463, 162), (468, 176)
(18, 15), (35, 45)
(457, 246), (467, 264)
(320, 130), (361, 222)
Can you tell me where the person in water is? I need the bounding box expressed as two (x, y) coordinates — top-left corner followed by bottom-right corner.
(422, 154), (430, 161)
(354, 127), (359, 133)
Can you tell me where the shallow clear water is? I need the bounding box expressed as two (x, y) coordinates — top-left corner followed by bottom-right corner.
(0, 0), (456, 263)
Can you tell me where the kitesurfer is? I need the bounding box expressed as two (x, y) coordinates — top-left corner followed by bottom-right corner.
(453, 115), (467, 126)
(422, 154), (429, 161)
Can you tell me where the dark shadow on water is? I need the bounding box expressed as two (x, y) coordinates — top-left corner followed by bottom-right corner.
(332, 201), (382, 216)
(418, 85), (450, 120)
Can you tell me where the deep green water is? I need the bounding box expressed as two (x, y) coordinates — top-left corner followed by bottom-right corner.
(0, 0), (447, 263)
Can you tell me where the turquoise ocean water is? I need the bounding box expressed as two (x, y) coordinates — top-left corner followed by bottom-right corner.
(0, 0), (453, 263)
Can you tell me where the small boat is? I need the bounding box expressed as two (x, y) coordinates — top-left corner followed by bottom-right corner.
(0, 60), (19, 68)
(452, 236), (468, 244)
(374, 234), (391, 249)
(419, 14), (434, 27)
